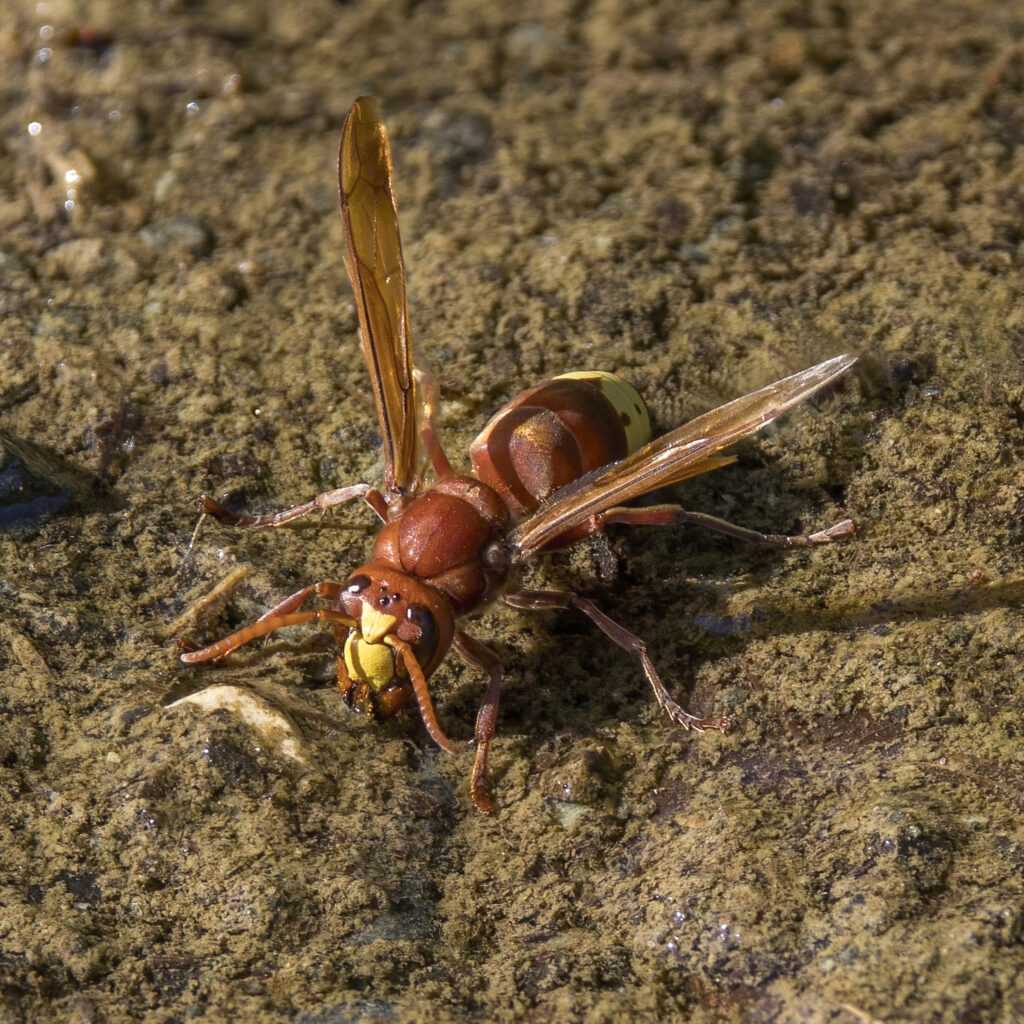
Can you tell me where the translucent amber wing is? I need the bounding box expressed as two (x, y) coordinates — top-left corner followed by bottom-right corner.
(508, 354), (856, 560)
(339, 97), (418, 496)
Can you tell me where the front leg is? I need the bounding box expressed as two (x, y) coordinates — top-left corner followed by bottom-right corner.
(181, 602), (356, 663)
(453, 631), (504, 814)
(503, 587), (730, 733)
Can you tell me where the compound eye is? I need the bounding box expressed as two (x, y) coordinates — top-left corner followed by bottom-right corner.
(345, 574), (371, 595)
(406, 604), (439, 667)
(405, 603), (434, 633)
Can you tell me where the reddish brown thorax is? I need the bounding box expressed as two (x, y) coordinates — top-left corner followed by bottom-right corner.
(372, 475), (509, 615)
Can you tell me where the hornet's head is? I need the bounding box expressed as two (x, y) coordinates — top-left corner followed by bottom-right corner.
(338, 562), (456, 752)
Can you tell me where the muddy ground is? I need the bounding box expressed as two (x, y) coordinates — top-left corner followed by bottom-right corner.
(2, 0), (1024, 1021)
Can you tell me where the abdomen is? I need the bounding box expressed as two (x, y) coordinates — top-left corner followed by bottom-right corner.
(470, 371), (651, 519)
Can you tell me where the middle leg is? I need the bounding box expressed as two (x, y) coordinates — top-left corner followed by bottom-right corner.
(503, 587), (730, 732)
(414, 367), (455, 480)
(196, 483), (381, 529)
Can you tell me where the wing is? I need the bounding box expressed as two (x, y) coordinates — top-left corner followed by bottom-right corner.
(508, 353), (857, 560)
(339, 96), (418, 497)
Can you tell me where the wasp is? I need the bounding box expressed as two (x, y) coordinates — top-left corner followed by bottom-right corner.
(182, 97), (856, 812)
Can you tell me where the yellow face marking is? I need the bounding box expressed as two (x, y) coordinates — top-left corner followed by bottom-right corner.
(361, 606), (398, 644)
(344, 633), (396, 692)
(556, 370), (652, 453)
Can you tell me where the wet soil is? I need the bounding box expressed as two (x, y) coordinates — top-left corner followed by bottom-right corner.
(2, 0), (1024, 1021)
